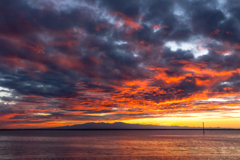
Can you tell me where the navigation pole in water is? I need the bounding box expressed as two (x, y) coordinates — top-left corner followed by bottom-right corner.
(203, 122), (205, 134)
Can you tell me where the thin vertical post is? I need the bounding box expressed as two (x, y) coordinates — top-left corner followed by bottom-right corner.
(203, 122), (205, 134)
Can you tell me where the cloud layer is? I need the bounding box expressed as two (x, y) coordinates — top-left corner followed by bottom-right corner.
(1, 0), (240, 128)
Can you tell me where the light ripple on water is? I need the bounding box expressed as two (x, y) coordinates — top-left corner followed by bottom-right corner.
(0, 130), (240, 159)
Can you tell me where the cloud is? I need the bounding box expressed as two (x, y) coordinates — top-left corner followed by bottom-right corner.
(1, 0), (240, 128)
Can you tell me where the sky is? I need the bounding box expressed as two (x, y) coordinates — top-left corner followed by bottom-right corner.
(1, 0), (240, 129)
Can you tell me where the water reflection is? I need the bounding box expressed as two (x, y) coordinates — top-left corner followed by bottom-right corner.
(0, 130), (240, 159)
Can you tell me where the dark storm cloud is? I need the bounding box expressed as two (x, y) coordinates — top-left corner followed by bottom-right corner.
(0, 104), (25, 116)
(142, 76), (203, 103)
(0, 69), (78, 98)
(1, 0), (240, 128)
(99, 0), (140, 17)
(162, 48), (194, 64)
(210, 73), (240, 94)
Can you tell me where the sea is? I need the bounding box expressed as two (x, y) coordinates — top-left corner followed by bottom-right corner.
(0, 130), (240, 160)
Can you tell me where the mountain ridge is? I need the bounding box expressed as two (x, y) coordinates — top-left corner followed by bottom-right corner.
(50, 122), (205, 129)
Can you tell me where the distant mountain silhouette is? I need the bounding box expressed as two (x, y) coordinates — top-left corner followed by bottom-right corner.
(50, 122), (202, 129)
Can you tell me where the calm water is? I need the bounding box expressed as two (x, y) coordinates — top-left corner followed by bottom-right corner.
(0, 130), (240, 160)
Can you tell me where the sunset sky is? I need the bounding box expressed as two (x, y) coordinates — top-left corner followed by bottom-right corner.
(1, 0), (240, 129)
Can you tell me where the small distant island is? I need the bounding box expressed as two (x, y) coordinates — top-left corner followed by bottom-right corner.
(41, 122), (234, 130)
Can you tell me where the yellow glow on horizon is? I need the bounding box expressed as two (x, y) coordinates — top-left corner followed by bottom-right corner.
(122, 113), (240, 128)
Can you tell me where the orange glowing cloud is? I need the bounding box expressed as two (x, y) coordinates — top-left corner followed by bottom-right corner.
(114, 12), (143, 31)
(210, 29), (220, 35)
(153, 25), (169, 29)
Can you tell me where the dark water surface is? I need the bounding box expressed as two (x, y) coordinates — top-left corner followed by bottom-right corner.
(0, 130), (240, 160)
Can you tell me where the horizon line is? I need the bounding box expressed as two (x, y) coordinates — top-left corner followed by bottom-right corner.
(1, 128), (240, 130)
